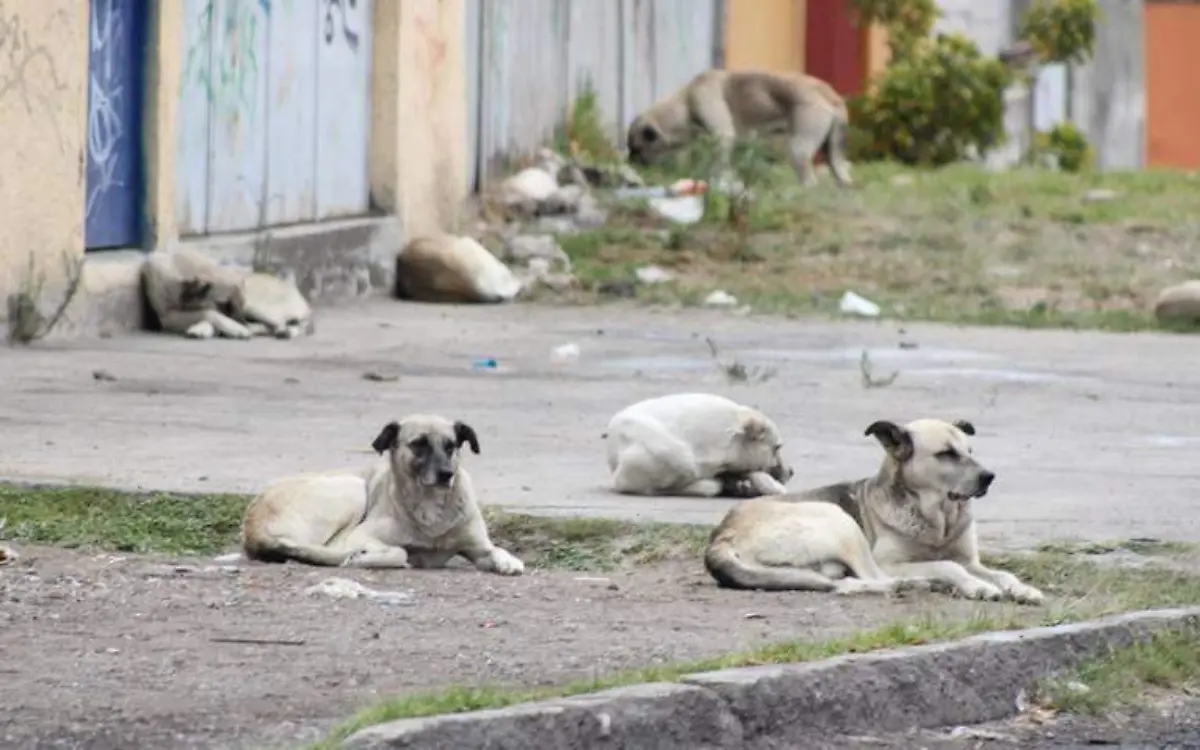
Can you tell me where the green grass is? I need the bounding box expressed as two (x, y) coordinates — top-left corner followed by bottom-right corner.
(0, 483), (710, 568)
(1039, 629), (1200, 715)
(546, 159), (1200, 333)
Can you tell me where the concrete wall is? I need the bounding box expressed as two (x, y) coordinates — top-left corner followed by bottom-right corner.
(0, 0), (469, 340)
(0, 2), (89, 330)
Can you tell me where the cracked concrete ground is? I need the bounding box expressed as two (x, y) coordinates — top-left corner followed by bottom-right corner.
(2, 299), (1199, 548)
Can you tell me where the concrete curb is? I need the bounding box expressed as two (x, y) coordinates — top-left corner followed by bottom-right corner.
(342, 606), (1200, 749)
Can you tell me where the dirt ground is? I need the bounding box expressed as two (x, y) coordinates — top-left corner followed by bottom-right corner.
(1, 545), (1020, 750)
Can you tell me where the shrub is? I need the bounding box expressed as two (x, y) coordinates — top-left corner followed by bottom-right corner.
(1018, 0), (1100, 64)
(849, 0), (940, 58)
(848, 33), (1013, 166)
(1032, 121), (1094, 173)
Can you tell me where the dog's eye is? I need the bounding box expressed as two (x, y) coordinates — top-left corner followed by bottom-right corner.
(409, 437), (429, 452)
(937, 449), (958, 460)
(442, 439), (456, 453)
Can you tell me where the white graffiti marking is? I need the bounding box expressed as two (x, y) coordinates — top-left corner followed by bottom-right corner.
(85, 0), (126, 221)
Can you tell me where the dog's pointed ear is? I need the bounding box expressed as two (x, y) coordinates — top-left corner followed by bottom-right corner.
(733, 407), (768, 443)
(865, 420), (913, 462)
(454, 421), (480, 454)
(952, 420), (977, 437)
(371, 421), (401, 455)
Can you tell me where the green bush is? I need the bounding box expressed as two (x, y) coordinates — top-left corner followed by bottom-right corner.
(1032, 122), (1094, 173)
(848, 33), (1013, 166)
(1018, 0), (1100, 64)
(849, 0), (940, 58)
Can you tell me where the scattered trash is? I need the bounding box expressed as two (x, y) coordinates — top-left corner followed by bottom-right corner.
(744, 612), (766, 620)
(839, 290), (881, 318)
(649, 195), (705, 225)
(362, 371), (399, 383)
(304, 577), (415, 606)
(92, 369), (117, 382)
(946, 726), (1015, 742)
(472, 358), (499, 371)
(550, 342), (581, 365)
(669, 178), (708, 196)
(212, 552), (244, 564)
(480, 618), (499, 628)
(210, 636), (307, 647)
(1062, 680), (1091, 696)
(613, 185), (670, 200)
(1082, 188), (1119, 203)
(898, 340), (919, 350)
(704, 290), (739, 308)
(635, 265), (675, 285)
(705, 336), (776, 384)
(860, 350), (899, 389)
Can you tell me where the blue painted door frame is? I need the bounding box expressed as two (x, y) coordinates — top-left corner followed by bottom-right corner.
(85, 0), (148, 250)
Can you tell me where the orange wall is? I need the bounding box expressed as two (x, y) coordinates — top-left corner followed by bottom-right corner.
(725, 0), (806, 73)
(1145, 2), (1200, 169)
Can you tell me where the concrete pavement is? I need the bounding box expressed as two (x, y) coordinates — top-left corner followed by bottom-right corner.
(2, 300), (1199, 549)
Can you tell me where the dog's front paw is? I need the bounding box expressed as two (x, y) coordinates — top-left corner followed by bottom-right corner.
(892, 577), (933, 595)
(959, 579), (1004, 602)
(1005, 583), (1046, 606)
(185, 321), (216, 339)
(488, 548), (525, 576)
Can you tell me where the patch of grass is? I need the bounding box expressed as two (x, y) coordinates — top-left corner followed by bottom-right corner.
(552, 161), (1200, 332)
(1034, 538), (1197, 557)
(1038, 629), (1200, 715)
(0, 483), (708, 568)
(0, 483), (247, 555)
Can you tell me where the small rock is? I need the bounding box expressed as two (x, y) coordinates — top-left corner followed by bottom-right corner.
(505, 235), (571, 274)
(305, 577), (415, 606)
(532, 217), (583, 235)
(597, 280), (638, 298)
(635, 265), (675, 285)
(1082, 188), (1119, 203)
(501, 167), (558, 215)
(92, 369), (117, 382)
(704, 290), (738, 307)
(839, 290), (881, 318)
(541, 184), (587, 215)
(362, 371), (399, 383)
(1153, 280), (1200, 324)
(0, 544), (18, 566)
(573, 193), (609, 228)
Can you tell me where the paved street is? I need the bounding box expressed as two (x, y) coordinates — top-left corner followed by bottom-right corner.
(3, 300), (1199, 549)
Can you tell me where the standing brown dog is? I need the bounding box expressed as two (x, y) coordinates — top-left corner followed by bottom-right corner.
(625, 68), (854, 187)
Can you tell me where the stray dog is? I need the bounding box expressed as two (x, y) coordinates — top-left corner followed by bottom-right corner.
(240, 415), (524, 576)
(395, 234), (522, 304)
(705, 418), (1045, 604)
(142, 249), (313, 340)
(625, 68), (853, 187)
(603, 393), (794, 498)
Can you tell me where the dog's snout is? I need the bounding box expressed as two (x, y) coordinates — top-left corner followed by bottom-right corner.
(979, 471), (996, 489)
(435, 469), (455, 486)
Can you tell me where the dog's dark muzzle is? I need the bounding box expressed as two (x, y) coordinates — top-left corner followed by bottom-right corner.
(769, 463), (795, 484)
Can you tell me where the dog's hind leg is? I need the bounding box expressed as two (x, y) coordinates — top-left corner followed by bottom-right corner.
(251, 538), (352, 567)
(342, 546), (411, 569)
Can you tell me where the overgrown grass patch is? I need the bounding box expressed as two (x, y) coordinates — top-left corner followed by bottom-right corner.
(552, 161), (1200, 332)
(0, 483), (708, 568)
(1039, 629), (1200, 715)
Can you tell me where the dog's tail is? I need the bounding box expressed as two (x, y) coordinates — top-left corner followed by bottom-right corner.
(704, 536), (838, 592)
(820, 113), (854, 188)
(243, 534), (350, 567)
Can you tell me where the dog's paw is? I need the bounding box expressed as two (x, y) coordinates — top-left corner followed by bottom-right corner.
(488, 548), (525, 576)
(960, 580), (1004, 602)
(1006, 583), (1046, 606)
(185, 321), (216, 339)
(891, 577), (933, 596)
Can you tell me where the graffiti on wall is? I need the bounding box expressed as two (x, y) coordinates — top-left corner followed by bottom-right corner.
(183, 0), (268, 139)
(0, 3), (68, 144)
(323, 0), (359, 49)
(85, 0), (126, 220)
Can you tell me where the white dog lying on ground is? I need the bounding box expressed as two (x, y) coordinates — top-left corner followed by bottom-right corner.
(603, 393), (795, 497)
(240, 414), (524, 575)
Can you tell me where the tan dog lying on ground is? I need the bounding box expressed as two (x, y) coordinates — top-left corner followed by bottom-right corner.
(395, 234), (522, 304)
(603, 393), (795, 498)
(705, 418), (1045, 604)
(240, 415), (524, 575)
(142, 248), (313, 340)
(625, 68), (854, 187)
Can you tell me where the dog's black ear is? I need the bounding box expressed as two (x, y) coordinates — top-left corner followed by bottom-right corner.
(865, 420), (913, 462)
(952, 420), (977, 437)
(454, 421), (481, 455)
(371, 421), (401, 455)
